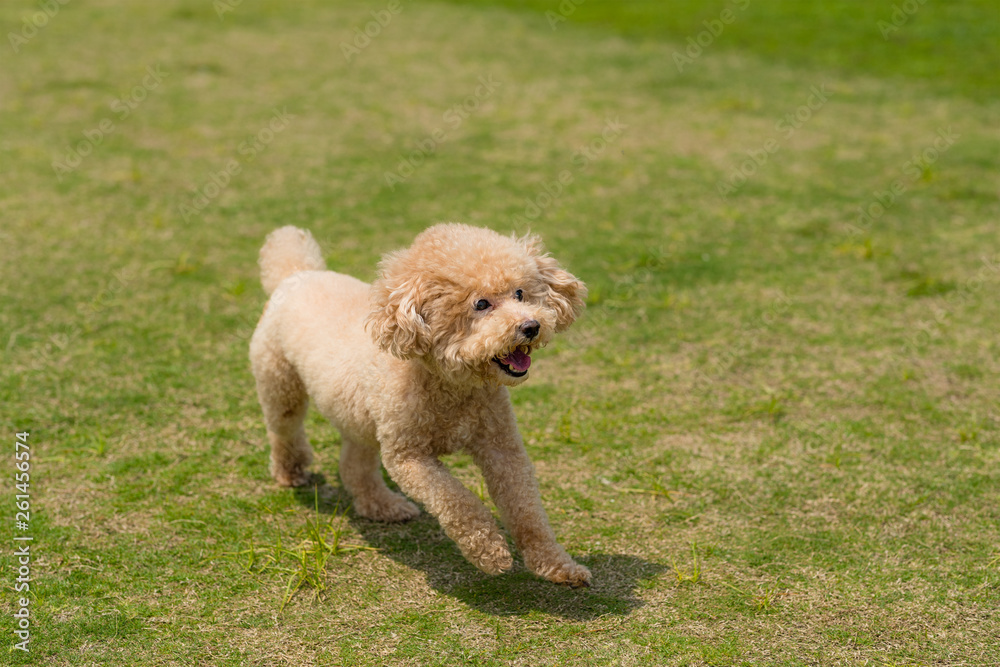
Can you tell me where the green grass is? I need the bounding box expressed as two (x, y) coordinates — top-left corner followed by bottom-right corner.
(444, 0), (1000, 101)
(2, 0), (999, 664)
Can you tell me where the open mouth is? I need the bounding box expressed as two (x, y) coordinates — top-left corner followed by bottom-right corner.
(493, 345), (532, 378)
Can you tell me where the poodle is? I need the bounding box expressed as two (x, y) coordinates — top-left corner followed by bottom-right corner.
(249, 223), (591, 587)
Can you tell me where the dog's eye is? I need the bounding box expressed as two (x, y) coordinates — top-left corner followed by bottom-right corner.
(514, 289), (523, 301)
(474, 299), (491, 311)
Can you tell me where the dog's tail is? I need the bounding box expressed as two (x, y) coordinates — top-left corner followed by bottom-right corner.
(259, 226), (326, 296)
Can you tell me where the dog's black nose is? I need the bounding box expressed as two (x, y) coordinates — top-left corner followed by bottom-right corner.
(519, 320), (540, 340)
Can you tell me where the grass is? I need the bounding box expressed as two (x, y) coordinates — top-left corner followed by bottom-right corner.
(1, 0), (999, 664)
(442, 0), (1000, 101)
(217, 489), (375, 611)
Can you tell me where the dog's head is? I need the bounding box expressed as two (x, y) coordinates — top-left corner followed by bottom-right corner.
(366, 224), (587, 387)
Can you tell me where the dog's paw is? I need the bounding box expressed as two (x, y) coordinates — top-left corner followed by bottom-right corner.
(534, 560), (592, 588)
(467, 533), (514, 575)
(354, 494), (420, 523)
(273, 465), (312, 488)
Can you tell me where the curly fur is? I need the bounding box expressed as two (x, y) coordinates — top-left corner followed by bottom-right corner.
(249, 223), (590, 587)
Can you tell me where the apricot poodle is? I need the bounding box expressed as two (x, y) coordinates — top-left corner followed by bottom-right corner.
(249, 224), (591, 587)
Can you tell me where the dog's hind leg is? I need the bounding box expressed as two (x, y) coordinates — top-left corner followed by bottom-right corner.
(339, 438), (419, 522)
(250, 338), (313, 487)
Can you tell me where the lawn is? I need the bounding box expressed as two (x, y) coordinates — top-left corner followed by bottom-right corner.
(1, 0), (999, 665)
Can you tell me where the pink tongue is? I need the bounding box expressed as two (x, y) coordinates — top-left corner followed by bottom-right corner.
(501, 348), (531, 372)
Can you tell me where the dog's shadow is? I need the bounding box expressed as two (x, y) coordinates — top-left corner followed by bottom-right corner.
(294, 476), (666, 620)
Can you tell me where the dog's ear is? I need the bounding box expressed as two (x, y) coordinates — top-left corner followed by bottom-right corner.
(366, 253), (432, 359)
(521, 234), (588, 332)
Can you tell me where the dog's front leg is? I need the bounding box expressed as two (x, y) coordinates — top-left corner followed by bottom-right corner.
(473, 444), (591, 588)
(381, 452), (513, 575)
